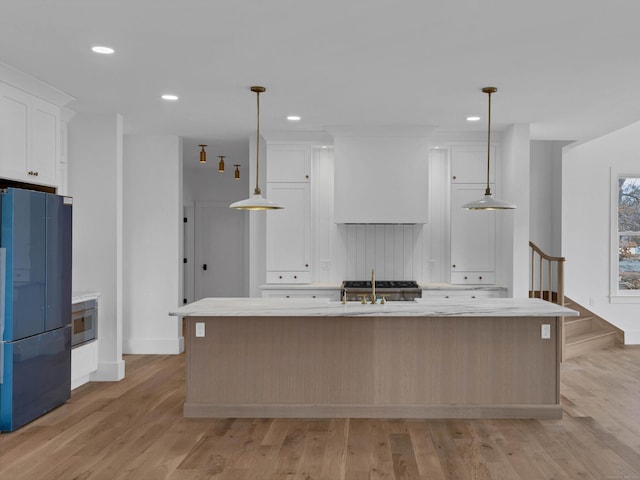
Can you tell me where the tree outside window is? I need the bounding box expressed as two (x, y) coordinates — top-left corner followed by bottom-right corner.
(618, 177), (640, 291)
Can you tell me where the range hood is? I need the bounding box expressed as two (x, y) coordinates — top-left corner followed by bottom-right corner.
(332, 127), (436, 224)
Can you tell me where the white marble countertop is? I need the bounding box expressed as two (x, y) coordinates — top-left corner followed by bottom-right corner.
(258, 282), (506, 291)
(169, 297), (578, 318)
(72, 291), (101, 303)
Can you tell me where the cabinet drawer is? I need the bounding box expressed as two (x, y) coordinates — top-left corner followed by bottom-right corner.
(450, 271), (495, 285)
(421, 289), (504, 299)
(266, 271), (311, 284)
(262, 291), (339, 301)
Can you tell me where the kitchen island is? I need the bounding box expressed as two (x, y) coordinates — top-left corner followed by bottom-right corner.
(169, 297), (577, 419)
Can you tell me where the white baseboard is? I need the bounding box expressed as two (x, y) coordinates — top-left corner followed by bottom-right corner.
(123, 336), (184, 354)
(90, 359), (126, 382)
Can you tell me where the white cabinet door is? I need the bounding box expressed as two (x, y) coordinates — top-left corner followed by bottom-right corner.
(30, 98), (59, 185)
(0, 83), (59, 186)
(266, 182), (311, 281)
(266, 144), (311, 183)
(450, 184), (496, 283)
(0, 85), (29, 180)
(451, 145), (496, 184)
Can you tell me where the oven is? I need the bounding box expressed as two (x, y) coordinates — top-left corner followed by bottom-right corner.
(341, 280), (422, 302)
(71, 299), (97, 347)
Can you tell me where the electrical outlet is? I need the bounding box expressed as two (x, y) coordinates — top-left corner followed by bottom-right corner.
(541, 324), (551, 339)
(195, 322), (205, 337)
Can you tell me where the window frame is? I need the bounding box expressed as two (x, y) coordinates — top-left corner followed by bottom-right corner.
(610, 170), (640, 303)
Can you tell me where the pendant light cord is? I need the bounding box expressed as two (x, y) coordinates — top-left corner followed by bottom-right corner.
(485, 88), (493, 196)
(254, 89), (262, 195)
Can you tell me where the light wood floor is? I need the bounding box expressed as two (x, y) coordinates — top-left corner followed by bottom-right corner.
(1, 347), (640, 480)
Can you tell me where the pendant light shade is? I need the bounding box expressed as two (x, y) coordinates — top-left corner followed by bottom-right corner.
(462, 87), (516, 211)
(230, 86), (284, 210)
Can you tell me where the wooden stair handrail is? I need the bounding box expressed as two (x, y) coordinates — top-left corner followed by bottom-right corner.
(529, 241), (565, 307)
(529, 241), (565, 263)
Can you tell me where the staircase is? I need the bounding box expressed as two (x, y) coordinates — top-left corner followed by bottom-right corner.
(529, 241), (624, 361)
(563, 297), (624, 360)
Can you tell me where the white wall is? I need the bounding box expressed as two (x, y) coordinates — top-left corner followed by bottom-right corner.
(123, 135), (184, 354)
(500, 124), (530, 297)
(530, 140), (569, 256)
(68, 113), (125, 381)
(563, 121), (640, 344)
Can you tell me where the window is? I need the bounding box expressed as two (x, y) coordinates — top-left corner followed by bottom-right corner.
(617, 177), (640, 292)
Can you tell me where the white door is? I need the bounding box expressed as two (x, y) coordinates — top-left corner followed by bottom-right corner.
(183, 204), (195, 305)
(194, 202), (245, 299)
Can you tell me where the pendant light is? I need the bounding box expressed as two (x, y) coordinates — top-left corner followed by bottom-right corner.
(234, 164), (240, 180)
(462, 87), (516, 210)
(230, 86), (284, 210)
(198, 144), (207, 164)
(218, 155), (225, 172)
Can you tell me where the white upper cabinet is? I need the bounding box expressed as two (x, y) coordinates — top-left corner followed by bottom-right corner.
(450, 144), (496, 184)
(266, 182), (311, 283)
(266, 144), (311, 183)
(0, 82), (61, 187)
(450, 183), (496, 285)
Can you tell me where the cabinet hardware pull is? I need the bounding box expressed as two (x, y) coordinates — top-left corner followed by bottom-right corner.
(452, 176), (457, 180)
(464, 276), (468, 280)
(479, 276), (483, 280)
(294, 275), (297, 279)
(305, 175), (309, 179)
(279, 275), (283, 279)
(452, 264), (456, 268)
(305, 264), (309, 267)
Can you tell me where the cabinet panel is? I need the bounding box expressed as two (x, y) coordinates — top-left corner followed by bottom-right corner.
(0, 83), (60, 186)
(266, 183), (311, 279)
(450, 184), (496, 283)
(266, 144), (311, 182)
(0, 88), (29, 180)
(30, 100), (58, 185)
(451, 145), (496, 184)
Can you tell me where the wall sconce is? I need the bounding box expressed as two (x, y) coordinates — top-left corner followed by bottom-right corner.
(234, 165), (240, 180)
(218, 155), (226, 172)
(198, 144), (207, 164)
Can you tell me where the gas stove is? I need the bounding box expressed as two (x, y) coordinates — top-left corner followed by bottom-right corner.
(341, 280), (422, 302)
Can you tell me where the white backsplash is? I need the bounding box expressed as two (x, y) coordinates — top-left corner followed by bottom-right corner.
(337, 224), (425, 281)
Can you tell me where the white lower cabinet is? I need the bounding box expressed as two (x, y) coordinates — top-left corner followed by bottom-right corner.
(261, 289), (340, 301)
(266, 182), (311, 283)
(421, 288), (506, 300)
(450, 184), (496, 284)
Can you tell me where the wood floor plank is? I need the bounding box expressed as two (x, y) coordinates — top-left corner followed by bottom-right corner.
(2, 347), (640, 479)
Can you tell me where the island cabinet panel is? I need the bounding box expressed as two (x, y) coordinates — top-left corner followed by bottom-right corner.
(183, 315), (561, 419)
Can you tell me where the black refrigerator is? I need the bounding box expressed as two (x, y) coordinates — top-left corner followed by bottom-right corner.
(0, 187), (72, 432)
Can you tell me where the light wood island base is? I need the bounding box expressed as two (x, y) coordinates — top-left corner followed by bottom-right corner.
(183, 313), (562, 419)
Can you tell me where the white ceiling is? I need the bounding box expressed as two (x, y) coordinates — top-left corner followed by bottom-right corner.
(2, 0), (640, 166)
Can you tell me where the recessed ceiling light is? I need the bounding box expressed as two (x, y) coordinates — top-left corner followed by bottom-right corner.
(161, 94), (179, 101)
(91, 46), (114, 54)
(467, 116), (481, 122)
(287, 115), (301, 121)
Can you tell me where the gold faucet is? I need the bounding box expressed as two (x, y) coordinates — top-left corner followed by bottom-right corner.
(371, 268), (376, 304)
